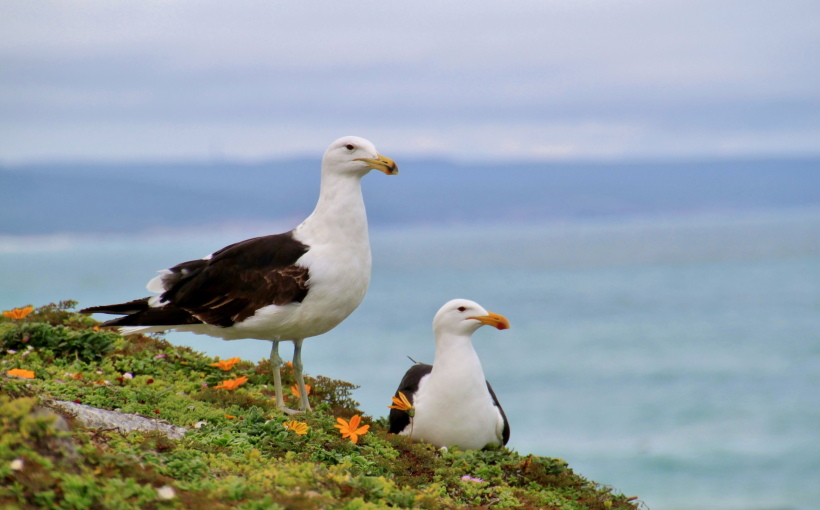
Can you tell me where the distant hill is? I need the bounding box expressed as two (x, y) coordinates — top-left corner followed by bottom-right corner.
(2, 158), (819, 235)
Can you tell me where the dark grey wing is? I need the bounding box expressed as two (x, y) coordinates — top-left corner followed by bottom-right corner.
(81, 232), (310, 328)
(486, 381), (510, 445)
(388, 363), (433, 434)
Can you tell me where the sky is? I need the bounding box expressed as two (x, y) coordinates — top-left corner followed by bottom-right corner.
(1, 0), (819, 163)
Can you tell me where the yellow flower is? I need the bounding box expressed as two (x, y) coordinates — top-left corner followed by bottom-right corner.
(7, 368), (35, 379)
(70, 372), (84, 381)
(214, 376), (248, 390)
(284, 420), (309, 436)
(388, 391), (414, 416)
(210, 357), (241, 371)
(3, 306), (33, 320)
(290, 384), (311, 399)
(334, 415), (370, 444)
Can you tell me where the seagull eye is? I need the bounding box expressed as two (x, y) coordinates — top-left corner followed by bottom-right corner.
(345, 144), (355, 150)
(458, 306), (467, 312)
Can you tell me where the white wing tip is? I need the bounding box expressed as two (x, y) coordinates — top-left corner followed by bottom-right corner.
(147, 270), (171, 293)
(148, 295), (168, 308)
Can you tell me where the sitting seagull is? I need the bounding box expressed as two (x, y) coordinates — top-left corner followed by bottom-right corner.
(80, 136), (397, 414)
(388, 299), (511, 450)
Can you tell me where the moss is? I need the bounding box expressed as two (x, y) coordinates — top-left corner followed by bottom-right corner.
(1, 303), (117, 365)
(0, 302), (643, 509)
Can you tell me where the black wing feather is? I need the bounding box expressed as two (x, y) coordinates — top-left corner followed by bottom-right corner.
(486, 381), (510, 445)
(388, 363), (432, 434)
(98, 305), (204, 327)
(80, 298), (150, 315)
(80, 232), (310, 328)
(81, 297), (203, 328)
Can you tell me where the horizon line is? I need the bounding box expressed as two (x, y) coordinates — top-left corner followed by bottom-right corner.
(3, 152), (820, 169)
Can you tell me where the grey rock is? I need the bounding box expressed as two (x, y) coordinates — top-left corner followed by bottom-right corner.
(30, 407), (79, 460)
(46, 400), (188, 440)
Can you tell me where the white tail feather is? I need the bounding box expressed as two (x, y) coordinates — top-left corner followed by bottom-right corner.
(119, 326), (168, 336)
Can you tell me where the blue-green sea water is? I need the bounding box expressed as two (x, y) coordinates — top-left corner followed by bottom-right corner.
(2, 211), (819, 510)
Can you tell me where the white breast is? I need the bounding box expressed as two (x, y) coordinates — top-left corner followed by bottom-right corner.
(407, 370), (502, 450)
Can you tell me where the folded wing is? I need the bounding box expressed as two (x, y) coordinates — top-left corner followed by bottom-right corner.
(81, 232), (310, 328)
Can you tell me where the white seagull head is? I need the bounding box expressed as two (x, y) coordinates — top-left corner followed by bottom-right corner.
(322, 136), (398, 177)
(432, 299), (510, 338)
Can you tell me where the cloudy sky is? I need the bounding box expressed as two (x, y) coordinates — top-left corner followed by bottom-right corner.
(1, 0), (818, 162)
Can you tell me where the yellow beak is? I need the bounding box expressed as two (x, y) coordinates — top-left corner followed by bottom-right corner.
(468, 312), (510, 330)
(355, 153), (399, 175)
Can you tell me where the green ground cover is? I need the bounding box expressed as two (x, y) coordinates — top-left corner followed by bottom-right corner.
(0, 302), (641, 510)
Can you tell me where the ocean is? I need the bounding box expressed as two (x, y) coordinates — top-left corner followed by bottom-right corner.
(1, 210), (819, 510)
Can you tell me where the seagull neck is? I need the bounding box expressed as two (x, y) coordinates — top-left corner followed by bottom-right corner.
(431, 333), (486, 385)
(304, 171), (368, 242)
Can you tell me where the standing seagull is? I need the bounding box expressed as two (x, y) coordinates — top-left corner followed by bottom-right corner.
(80, 136), (397, 414)
(388, 299), (511, 450)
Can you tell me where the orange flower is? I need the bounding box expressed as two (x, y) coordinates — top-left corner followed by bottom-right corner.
(70, 372), (84, 381)
(214, 376), (248, 390)
(209, 357), (241, 371)
(290, 384), (311, 399)
(7, 368), (35, 379)
(224, 415), (236, 420)
(3, 306), (33, 320)
(388, 391), (414, 415)
(92, 326), (100, 331)
(285, 361), (293, 368)
(334, 415), (370, 444)
(284, 420), (309, 435)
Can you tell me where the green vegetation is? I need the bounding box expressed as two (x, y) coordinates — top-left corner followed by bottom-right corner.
(1, 302), (641, 509)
